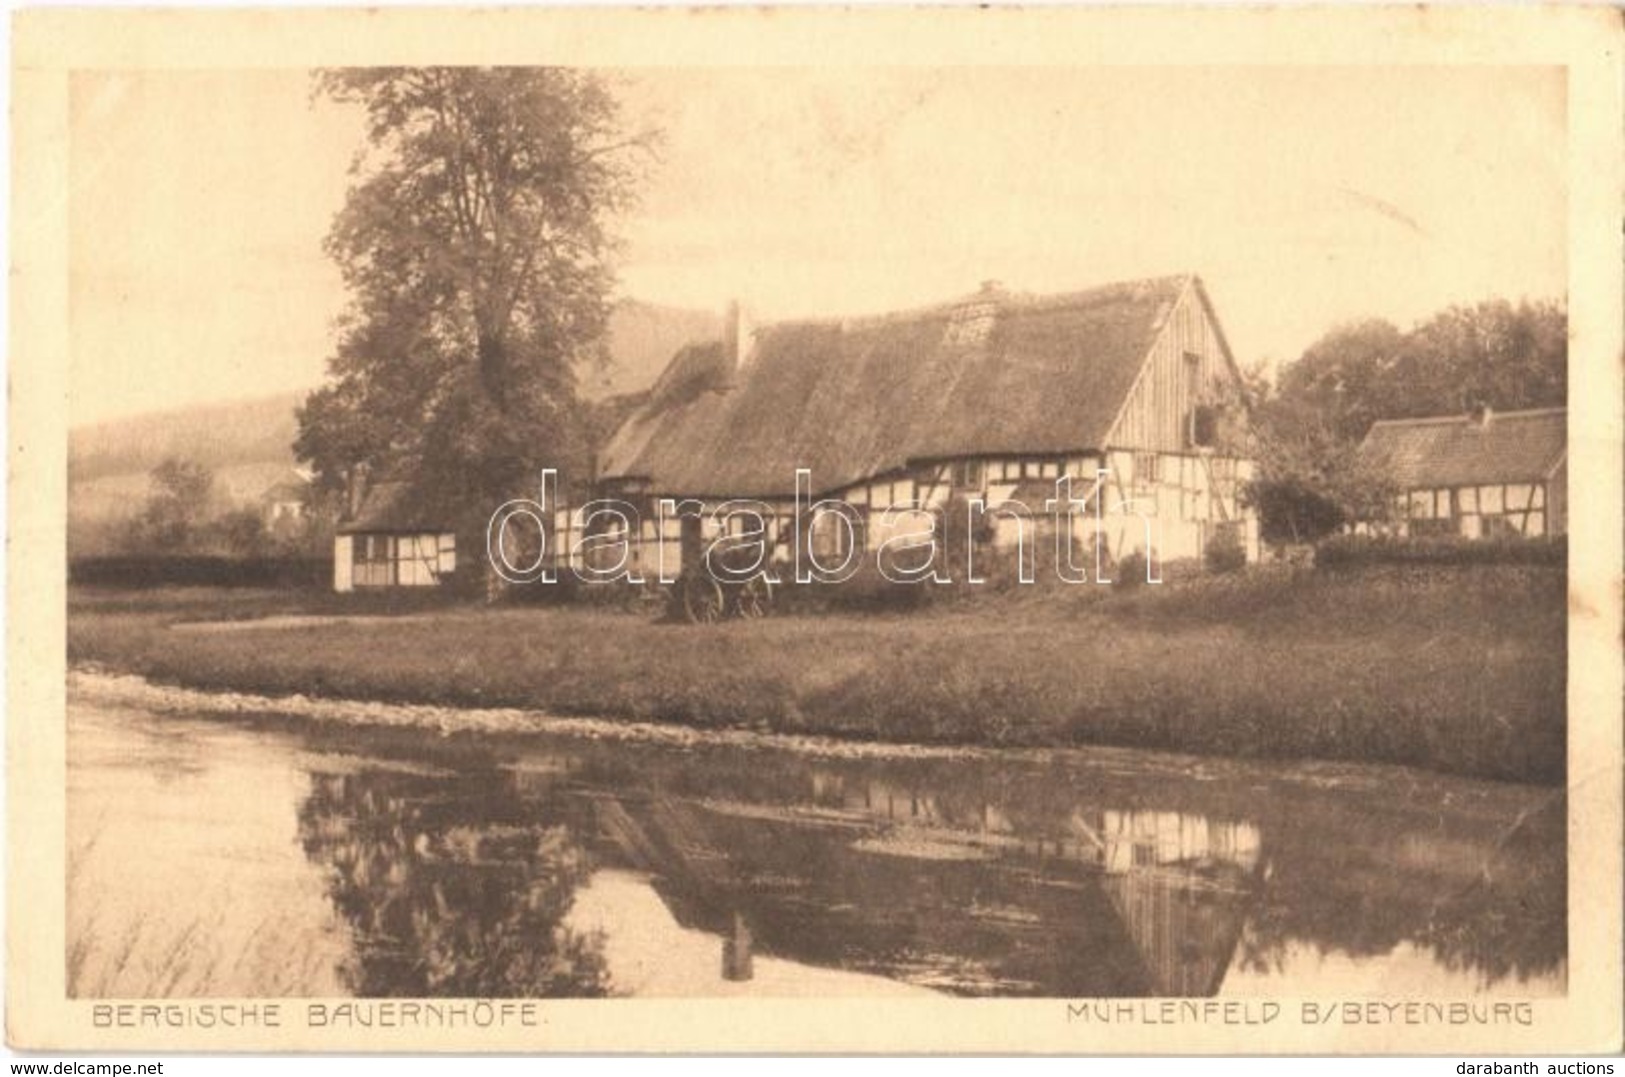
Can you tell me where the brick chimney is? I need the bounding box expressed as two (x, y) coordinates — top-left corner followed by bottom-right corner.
(723, 300), (741, 366)
(722, 299), (754, 370)
(345, 463), (367, 520)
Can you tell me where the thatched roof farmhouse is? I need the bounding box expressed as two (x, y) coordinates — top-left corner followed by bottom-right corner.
(581, 273), (1259, 582)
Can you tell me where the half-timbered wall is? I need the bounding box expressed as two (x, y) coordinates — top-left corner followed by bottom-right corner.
(1094, 449), (1256, 563)
(337, 531), (455, 590)
(554, 497), (801, 578)
(334, 535), (353, 592)
(1549, 457), (1566, 535)
(1395, 479), (1556, 538)
(569, 444), (1259, 579)
(1107, 283), (1237, 455)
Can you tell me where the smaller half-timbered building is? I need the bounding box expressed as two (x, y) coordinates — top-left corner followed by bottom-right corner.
(334, 480), (457, 592)
(1357, 406), (1566, 539)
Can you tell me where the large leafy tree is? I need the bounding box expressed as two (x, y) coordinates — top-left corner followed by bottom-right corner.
(1273, 300), (1566, 444)
(1402, 298), (1567, 416)
(1273, 318), (1409, 444)
(1248, 298), (1565, 544)
(296, 68), (653, 536)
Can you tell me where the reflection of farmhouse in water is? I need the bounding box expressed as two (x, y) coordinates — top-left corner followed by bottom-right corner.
(581, 774), (1263, 997)
(282, 731), (1562, 1001)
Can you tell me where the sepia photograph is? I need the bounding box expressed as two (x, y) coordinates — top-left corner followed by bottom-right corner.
(8, 4), (1622, 1059)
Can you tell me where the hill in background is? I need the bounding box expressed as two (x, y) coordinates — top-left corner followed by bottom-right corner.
(68, 298), (722, 550)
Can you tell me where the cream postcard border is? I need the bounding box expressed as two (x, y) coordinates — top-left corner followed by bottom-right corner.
(8, 5), (1622, 1054)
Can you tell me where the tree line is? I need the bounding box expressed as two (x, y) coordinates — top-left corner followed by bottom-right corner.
(1243, 298), (1566, 545)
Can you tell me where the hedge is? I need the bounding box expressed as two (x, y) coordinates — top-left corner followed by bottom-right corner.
(69, 555), (334, 589)
(1315, 533), (1567, 569)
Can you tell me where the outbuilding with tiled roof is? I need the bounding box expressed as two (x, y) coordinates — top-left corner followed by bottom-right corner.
(1357, 406), (1566, 538)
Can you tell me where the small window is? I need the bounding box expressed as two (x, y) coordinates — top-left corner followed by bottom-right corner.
(1189, 405), (1219, 448)
(1411, 517), (1456, 537)
(951, 460), (985, 490)
(1134, 453), (1161, 488)
(810, 505), (867, 561)
(1184, 352), (1207, 446)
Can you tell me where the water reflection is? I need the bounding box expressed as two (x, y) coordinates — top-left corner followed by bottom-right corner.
(67, 696), (1566, 998)
(294, 769), (609, 997)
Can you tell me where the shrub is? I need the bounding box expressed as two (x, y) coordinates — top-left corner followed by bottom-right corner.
(1204, 525), (1248, 574)
(1115, 551), (1149, 588)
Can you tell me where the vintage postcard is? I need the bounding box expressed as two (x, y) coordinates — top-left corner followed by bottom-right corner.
(8, 4), (1622, 1056)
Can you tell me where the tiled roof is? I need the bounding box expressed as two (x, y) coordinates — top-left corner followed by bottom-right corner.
(1358, 408), (1566, 490)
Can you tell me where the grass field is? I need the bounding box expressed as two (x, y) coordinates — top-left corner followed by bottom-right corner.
(66, 564), (1567, 784)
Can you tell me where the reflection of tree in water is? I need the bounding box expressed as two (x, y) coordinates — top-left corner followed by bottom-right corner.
(1233, 792), (1566, 988)
(295, 767), (608, 997)
(1414, 797), (1567, 986)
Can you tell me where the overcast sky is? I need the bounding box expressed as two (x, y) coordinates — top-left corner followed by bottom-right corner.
(69, 65), (1565, 425)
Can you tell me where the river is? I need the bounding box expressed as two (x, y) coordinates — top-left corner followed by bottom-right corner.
(66, 682), (1566, 999)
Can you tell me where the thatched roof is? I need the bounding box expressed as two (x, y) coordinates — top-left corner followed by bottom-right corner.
(1358, 407), (1566, 490)
(599, 276), (1193, 498)
(337, 479), (448, 534)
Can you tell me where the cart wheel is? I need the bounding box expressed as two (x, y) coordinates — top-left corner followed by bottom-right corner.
(733, 574), (774, 620)
(680, 574), (726, 624)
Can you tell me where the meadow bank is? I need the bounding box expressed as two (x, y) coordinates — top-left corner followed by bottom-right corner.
(66, 564), (1566, 785)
